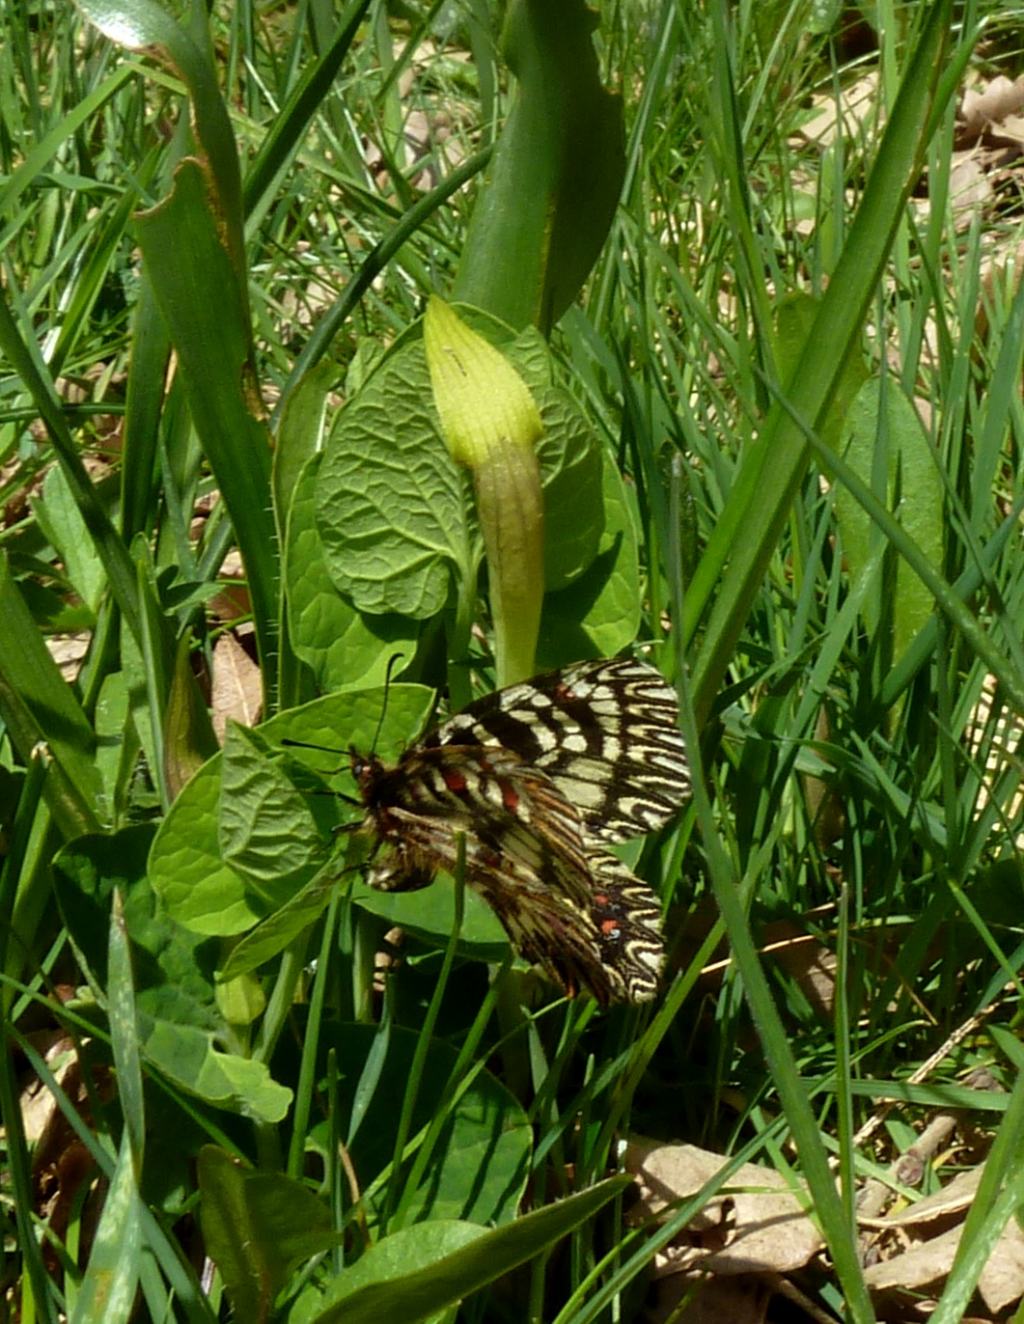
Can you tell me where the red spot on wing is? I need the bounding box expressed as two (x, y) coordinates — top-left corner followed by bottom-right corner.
(442, 767), (469, 794)
(500, 780), (520, 812)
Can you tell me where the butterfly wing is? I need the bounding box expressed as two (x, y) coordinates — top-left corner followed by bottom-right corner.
(359, 744), (662, 1003)
(374, 805), (628, 1003)
(355, 659), (685, 1004)
(426, 657), (689, 844)
(585, 848), (664, 1002)
(361, 744), (594, 909)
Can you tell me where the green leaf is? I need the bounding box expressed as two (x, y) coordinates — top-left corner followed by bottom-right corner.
(32, 464), (107, 613)
(350, 876), (508, 957)
(149, 757), (264, 936)
(309, 1021), (531, 1228)
(107, 888), (145, 1165)
(141, 1016), (291, 1121)
(219, 722), (326, 882)
(452, 0), (625, 333)
(217, 863), (341, 982)
(0, 304), (143, 650)
(531, 376), (605, 590)
(273, 359), (333, 535)
(314, 316), (604, 621)
(507, 323), (604, 588)
(94, 672), (139, 823)
(537, 445), (640, 665)
(299, 1177), (630, 1324)
(198, 1145), (339, 1323)
(70, 1131), (142, 1324)
(242, 3), (373, 221)
(774, 292), (870, 452)
(134, 156), (279, 695)
(687, 0), (957, 733)
(53, 827), (220, 1032)
(162, 628), (219, 804)
(78, 0), (246, 283)
(149, 686), (435, 936)
(292, 1223), (484, 1324)
(836, 378), (944, 664)
(0, 65), (134, 217)
(315, 341), (472, 619)
(0, 554), (102, 835)
(213, 751), (513, 973)
(285, 453), (419, 690)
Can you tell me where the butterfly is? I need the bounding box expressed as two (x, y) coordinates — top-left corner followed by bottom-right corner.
(351, 657), (689, 1004)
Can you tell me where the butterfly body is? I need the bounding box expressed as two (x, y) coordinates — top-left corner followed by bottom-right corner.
(352, 658), (689, 1005)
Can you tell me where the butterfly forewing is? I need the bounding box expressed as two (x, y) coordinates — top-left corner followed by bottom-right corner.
(425, 658), (689, 843)
(354, 657), (690, 1004)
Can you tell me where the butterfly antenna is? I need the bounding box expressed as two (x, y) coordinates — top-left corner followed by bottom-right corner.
(369, 651), (406, 755)
(281, 736), (343, 756)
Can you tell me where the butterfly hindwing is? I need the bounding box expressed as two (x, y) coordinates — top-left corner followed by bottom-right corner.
(586, 848), (664, 1002)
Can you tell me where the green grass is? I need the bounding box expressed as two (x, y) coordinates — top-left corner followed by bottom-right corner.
(2, 1), (1023, 1321)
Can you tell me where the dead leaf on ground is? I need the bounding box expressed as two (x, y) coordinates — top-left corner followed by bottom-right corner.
(625, 1139), (825, 1276)
(878, 1167), (981, 1227)
(762, 918), (838, 1020)
(46, 633), (90, 683)
(207, 548), (252, 625)
(864, 1213), (1024, 1315)
(795, 73), (879, 148)
(959, 76), (1024, 144)
(949, 149), (992, 229)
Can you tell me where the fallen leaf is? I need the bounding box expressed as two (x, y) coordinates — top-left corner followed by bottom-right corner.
(864, 1214), (1024, 1314)
(880, 1168), (980, 1226)
(625, 1140), (825, 1275)
(796, 74), (879, 148)
(949, 150), (991, 229)
(960, 76), (1024, 142)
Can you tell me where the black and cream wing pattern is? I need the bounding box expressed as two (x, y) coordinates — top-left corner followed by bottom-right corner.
(352, 657), (690, 1004)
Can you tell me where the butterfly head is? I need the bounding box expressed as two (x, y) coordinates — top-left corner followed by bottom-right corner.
(349, 746), (388, 796)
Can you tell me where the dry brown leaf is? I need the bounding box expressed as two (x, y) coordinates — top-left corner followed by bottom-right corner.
(949, 150), (992, 229)
(46, 633), (90, 683)
(993, 112), (1024, 146)
(864, 1214), (1024, 1314)
(211, 632), (262, 740)
(874, 1168), (980, 1227)
(960, 76), (1024, 141)
(763, 918), (837, 1019)
(796, 74), (878, 148)
(625, 1140), (825, 1275)
(21, 1033), (76, 1146)
(207, 548), (252, 624)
